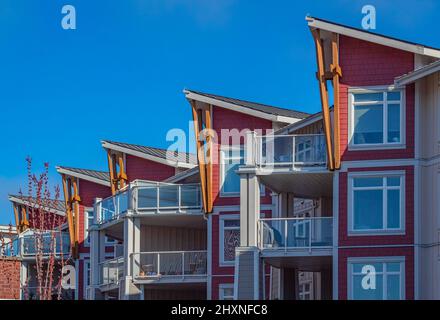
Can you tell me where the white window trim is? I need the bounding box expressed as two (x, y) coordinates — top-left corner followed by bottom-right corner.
(347, 256), (405, 300)
(348, 171), (406, 235)
(348, 86), (406, 150)
(219, 283), (234, 300)
(85, 207), (116, 246)
(219, 145), (265, 198)
(219, 214), (240, 266)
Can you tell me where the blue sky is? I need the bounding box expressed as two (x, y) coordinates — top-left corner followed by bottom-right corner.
(0, 0), (439, 224)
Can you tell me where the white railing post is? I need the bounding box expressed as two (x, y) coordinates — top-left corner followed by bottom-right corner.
(292, 135), (296, 169)
(182, 252), (185, 277)
(284, 219), (288, 252)
(309, 218), (312, 253)
(178, 185), (182, 213)
(157, 253), (160, 276)
(156, 185), (160, 211)
(245, 131), (255, 166)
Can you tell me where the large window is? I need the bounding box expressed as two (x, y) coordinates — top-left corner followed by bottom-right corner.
(220, 147), (244, 196)
(85, 210), (94, 245)
(350, 89), (403, 147)
(220, 218), (240, 265)
(219, 284), (234, 300)
(349, 173), (404, 234)
(348, 258), (405, 300)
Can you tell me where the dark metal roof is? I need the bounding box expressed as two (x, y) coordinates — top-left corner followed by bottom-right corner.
(186, 90), (310, 119)
(9, 195), (66, 214)
(58, 166), (110, 182)
(309, 16), (440, 52)
(102, 140), (197, 165)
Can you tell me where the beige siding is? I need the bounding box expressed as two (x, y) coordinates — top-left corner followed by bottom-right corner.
(418, 71), (440, 299)
(140, 225), (207, 252)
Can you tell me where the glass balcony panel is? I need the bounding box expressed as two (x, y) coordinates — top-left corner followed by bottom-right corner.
(159, 185), (179, 208)
(137, 187), (158, 209)
(180, 185), (201, 208)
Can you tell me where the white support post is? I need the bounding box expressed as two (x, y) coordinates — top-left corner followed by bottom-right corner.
(245, 131), (256, 166)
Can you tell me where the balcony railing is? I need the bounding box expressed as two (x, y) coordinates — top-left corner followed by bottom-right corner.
(96, 181), (202, 225)
(258, 217), (333, 250)
(21, 232), (70, 256)
(251, 134), (327, 168)
(99, 257), (124, 286)
(1, 232), (70, 257)
(131, 251), (207, 281)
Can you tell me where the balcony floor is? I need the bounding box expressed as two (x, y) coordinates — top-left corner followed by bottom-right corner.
(257, 171), (333, 197)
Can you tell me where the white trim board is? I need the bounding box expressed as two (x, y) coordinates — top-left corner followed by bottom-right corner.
(307, 16), (440, 59)
(56, 167), (110, 187)
(184, 90), (303, 125)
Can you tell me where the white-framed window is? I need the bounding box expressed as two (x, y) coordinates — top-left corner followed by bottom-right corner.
(220, 216), (240, 266)
(219, 283), (234, 300)
(85, 208), (116, 246)
(220, 146), (244, 197)
(348, 172), (405, 234)
(298, 271), (314, 300)
(84, 209), (94, 246)
(220, 145), (265, 197)
(83, 260), (90, 299)
(348, 257), (405, 300)
(349, 88), (404, 148)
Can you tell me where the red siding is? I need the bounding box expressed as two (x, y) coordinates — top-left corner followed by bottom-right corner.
(126, 154), (176, 182)
(212, 106), (273, 207)
(338, 247), (414, 300)
(338, 166), (414, 247)
(78, 179), (111, 208)
(338, 35), (415, 161)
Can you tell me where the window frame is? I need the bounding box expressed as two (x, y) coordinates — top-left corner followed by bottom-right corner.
(219, 283), (234, 300)
(348, 86), (406, 150)
(219, 145), (265, 198)
(219, 215), (240, 266)
(347, 256), (405, 300)
(348, 171), (405, 235)
(83, 259), (91, 299)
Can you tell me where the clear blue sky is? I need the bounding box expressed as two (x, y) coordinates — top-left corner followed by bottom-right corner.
(1, 0), (439, 224)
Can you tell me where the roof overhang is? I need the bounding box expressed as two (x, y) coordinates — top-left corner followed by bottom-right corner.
(164, 168), (199, 183)
(395, 60), (440, 86)
(56, 166), (110, 187)
(101, 141), (196, 169)
(8, 195), (66, 217)
(307, 16), (440, 59)
(275, 111), (323, 135)
(184, 90), (302, 125)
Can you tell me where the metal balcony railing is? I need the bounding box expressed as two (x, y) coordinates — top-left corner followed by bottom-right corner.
(1, 237), (20, 257)
(258, 217), (333, 251)
(250, 133), (327, 168)
(96, 181), (202, 225)
(99, 257), (125, 286)
(131, 251), (207, 280)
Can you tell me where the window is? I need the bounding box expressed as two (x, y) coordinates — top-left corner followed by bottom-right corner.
(220, 147), (244, 196)
(298, 271), (314, 300)
(348, 258), (405, 300)
(350, 89), (403, 147)
(349, 173), (404, 233)
(220, 146), (264, 197)
(83, 260), (91, 299)
(219, 284), (234, 300)
(85, 210), (94, 245)
(220, 218), (240, 265)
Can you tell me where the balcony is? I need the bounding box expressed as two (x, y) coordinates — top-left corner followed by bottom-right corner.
(131, 250), (207, 284)
(1, 231), (70, 258)
(253, 134), (327, 170)
(99, 257), (124, 288)
(21, 231), (70, 257)
(258, 217), (333, 258)
(96, 181), (203, 225)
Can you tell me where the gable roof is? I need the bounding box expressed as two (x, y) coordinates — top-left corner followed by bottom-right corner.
(307, 16), (440, 58)
(184, 89), (309, 124)
(275, 110), (324, 135)
(56, 166), (110, 187)
(102, 140), (197, 169)
(8, 195), (66, 216)
(395, 59), (440, 86)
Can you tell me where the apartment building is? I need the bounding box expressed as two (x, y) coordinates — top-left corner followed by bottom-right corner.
(234, 17), (440, 300)
(3, 16), (439, 301)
